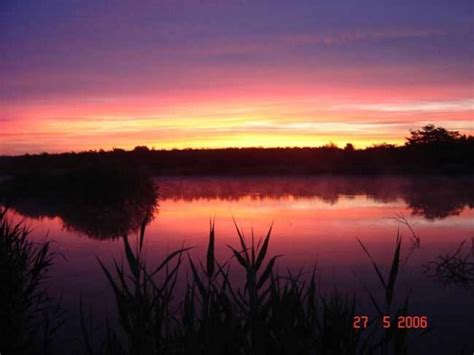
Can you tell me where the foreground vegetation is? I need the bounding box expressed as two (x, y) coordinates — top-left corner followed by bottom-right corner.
(79, 220), (419, 355)
(2, 210), (472, 354)
(0, 209), (63, 355)
(0, 209), (413, 355)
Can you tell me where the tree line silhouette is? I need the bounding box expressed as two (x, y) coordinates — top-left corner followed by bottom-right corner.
(0, 124), (472, 175)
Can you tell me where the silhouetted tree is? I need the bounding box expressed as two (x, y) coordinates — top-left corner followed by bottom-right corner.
(406, 124), (462, 146)
(369, 143), (396, 149)
(133, 145), (150, 152)
(344, 143), (355, 152)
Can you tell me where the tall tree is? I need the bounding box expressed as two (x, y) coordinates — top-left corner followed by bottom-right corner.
(406, 124), (462, 145)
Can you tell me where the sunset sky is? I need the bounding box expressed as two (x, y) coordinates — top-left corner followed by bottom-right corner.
(1, 0), (473, 155)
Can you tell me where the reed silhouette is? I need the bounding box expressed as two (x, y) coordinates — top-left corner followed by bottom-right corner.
(3, 210), (473, 354)
(78, 220), (424, 355)
(0, 209), (63, 355)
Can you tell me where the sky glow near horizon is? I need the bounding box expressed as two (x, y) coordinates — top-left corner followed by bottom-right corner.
(1, 0), (473, 154)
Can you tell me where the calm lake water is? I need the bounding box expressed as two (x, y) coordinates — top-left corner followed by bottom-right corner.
(5, 176), (474, 353)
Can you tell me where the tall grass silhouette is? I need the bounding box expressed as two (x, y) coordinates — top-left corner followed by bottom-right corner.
(1, 207), (431, 354)
(0, 209), (63, 355)
(80, 220), (420, 355)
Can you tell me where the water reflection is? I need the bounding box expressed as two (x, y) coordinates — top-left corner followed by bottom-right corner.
(0, 175), (472, 240)
(0, 165), (158, 239)
(157, 176), (474, 220)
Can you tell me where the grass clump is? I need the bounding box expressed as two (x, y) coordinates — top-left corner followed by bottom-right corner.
(84, 220), (419, 355)
(424, 239), (474, 286)
(0, 209), (63, 355)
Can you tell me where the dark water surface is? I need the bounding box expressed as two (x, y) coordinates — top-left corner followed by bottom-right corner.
(5, 176), (474, 353)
